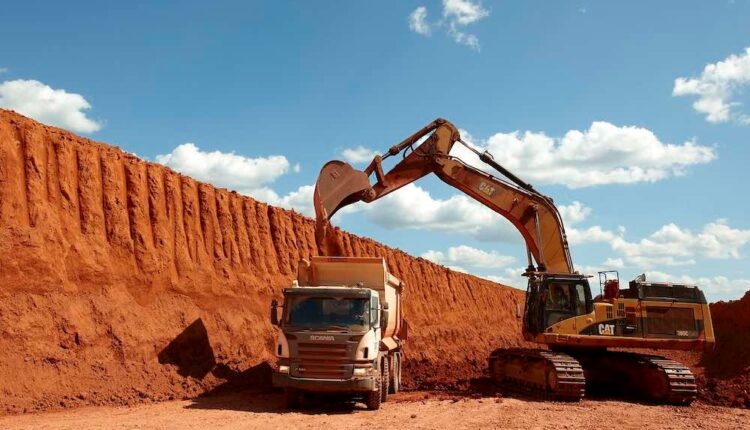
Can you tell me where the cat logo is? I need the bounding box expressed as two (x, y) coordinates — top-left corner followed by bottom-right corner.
(598, 323), (615, 336)
(310, 335), (335, 341)
(479, 181), (496, 197)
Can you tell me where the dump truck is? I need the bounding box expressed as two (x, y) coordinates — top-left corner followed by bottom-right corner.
(270, 256), (406, 410)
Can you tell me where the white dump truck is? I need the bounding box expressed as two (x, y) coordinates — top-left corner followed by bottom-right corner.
(271, 256), (407, 410)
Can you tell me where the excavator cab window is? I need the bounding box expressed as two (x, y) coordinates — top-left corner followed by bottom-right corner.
(542, 280), (592, 329)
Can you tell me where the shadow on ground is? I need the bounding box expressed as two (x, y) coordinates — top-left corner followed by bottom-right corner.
(159, 318), (371, 415)
(185, 390), (376, 415)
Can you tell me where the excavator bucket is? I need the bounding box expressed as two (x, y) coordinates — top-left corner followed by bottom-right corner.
(313, 160), (372, 256)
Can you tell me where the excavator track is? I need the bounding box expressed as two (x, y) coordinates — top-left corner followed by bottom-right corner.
(568, 350), (697, 405)
(488, 348), (585, 401)
(641, 356), (697, 405)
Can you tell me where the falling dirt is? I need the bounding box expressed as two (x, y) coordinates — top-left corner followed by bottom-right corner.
(0, 110), (526, 415)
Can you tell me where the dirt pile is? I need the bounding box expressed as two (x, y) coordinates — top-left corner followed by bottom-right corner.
(696, 291), (750, 408)
(0, 110), (526, 414)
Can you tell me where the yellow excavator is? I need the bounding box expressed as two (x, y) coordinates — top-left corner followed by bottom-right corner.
(313, 118), (715, 404)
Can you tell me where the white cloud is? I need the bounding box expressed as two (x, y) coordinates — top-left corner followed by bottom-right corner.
(273, 185), (315, 217)
(0, 67), (8, 74)
(0, 79), (102, 133)
(362, 183), (519, 243)
(340, 145), (378, 164)
(421, 245), (515, 270)
(406, 1), (488, 51)
(443, 0), (488, 51)
(442, 0), (489, 25)
(155, 143), (316, 216)
(603, 257), (625, 269)
(156, 143), (290, 190)
(409, 6), (431, 36)
(566, 215), (750, 269)
(447, 27), (481, 51)
(483, 267), (526, 288)
(453, 121), (716, 188)
(673, 47), (750, 124)
(558, 201), (591, 226)
(568, 225), (623, 246)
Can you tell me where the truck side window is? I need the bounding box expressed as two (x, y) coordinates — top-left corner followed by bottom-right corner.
(371, 296), (379, 327)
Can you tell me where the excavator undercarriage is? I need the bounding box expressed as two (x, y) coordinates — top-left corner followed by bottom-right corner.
(312, 118), (714, 405)
(488, 348), (697, 404)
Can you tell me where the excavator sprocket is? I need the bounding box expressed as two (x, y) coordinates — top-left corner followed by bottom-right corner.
(488, 348), (585, 401)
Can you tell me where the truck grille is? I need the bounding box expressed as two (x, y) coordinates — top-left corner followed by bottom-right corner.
(296, 342), (349, 379)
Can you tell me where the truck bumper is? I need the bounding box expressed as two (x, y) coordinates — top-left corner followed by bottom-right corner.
(272, 372), (376, 393)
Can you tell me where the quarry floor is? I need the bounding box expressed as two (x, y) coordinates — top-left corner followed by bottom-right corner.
(1, 391), (746, 430)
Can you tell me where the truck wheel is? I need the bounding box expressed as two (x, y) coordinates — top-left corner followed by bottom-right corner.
(365, 374), (381, 410)
(380, 358), (390, 403)
(389, 353), (400, 394)
(284, 387), (300, 409)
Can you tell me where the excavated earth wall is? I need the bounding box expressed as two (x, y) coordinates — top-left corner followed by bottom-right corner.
(697, 291), (750, 408)
(0, 110), (527, 414)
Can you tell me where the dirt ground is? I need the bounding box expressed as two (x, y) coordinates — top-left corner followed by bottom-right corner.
(0, 391), (746, 430)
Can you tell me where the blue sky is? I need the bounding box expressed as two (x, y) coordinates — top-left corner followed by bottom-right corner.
(1, 1), (749, 301)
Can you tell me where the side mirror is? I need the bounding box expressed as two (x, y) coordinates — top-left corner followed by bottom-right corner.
(271, 299), (280, 326)
(381, 302), (390, 331)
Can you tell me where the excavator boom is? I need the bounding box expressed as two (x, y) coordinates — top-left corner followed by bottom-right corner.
(313, 118), (574, 273)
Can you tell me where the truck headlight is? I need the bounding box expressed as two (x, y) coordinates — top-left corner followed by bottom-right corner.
(353, 368), (367, 376)
(278, 365), (290, 374)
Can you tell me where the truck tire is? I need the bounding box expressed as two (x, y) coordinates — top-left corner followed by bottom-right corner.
(284, 387), (300, 409)
(365, 373), (382, 410)
(389, 353), (400, 394)
(380, 358), (390, 403)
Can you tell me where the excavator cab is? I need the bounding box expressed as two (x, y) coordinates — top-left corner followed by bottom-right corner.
(523, 274), (592, 337)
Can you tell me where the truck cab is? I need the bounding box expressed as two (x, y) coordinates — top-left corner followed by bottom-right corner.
(271, 257), (405, 410)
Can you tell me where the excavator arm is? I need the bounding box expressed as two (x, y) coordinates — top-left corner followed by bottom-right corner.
(313, 118), (575, 274)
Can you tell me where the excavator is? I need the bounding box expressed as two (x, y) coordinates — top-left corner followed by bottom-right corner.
(312, 118), (715, 404)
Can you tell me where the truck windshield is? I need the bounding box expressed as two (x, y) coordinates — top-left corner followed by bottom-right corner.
(285, 296), (370, 331)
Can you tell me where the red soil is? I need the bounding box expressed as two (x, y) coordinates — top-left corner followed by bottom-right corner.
(0, 110), (526, 414)
(697, 291), (750, 408)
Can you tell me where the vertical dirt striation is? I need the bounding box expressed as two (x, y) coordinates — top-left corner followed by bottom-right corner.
(0, 110), (526, 414)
